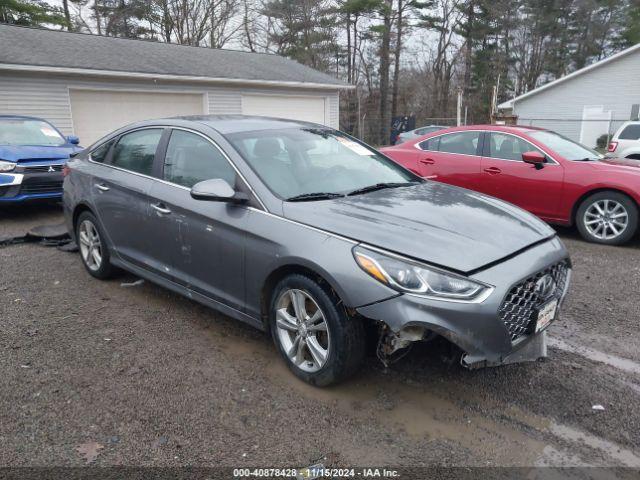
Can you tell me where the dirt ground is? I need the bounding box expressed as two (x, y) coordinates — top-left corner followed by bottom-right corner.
(1, 203), (640, 475)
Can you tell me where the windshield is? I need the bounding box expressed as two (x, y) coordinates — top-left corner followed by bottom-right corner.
(226, 127), (417, 200)
(0, 118), (66, 147)
(528, 130), (602, 161)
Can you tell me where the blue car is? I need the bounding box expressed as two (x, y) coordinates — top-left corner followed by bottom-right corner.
(0, 115), (83, 203)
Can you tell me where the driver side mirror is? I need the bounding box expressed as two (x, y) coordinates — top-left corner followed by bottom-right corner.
(67, 135), (80, 145)
(522, 151), (546, 170)
(190, 178), (249, 204)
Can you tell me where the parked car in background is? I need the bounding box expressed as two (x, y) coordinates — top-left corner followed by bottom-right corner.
(606, 121), (640, 159)
(394, 125), (447, 145)
(63, 116), (570, 386)
(381, 125), (640, 245)
(0, 115), (82, 203)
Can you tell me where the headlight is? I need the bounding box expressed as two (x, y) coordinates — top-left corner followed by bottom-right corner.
(353, 246), (493, 302)
(0, 161), (16, 172)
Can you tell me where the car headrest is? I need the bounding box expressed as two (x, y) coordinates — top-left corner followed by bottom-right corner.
(254, 138), (282, 159)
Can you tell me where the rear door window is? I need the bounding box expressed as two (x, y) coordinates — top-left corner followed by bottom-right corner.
(619, 124), (640, 140)
(438, 131), (481, 155)
(110, 129), (163, 176)
(163, 130), (236, 188)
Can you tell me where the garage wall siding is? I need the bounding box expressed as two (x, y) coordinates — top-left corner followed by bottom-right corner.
(0, 73), (341, 137)
(513, 49), (640, 142)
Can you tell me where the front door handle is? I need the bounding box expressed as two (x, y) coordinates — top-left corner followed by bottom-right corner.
(151, 203), (171, 215)
(95, 183), (110, 192)
(483, 167), (502, 175)
(420, 157), (435, 165)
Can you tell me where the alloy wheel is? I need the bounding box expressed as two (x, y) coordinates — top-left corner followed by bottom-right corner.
(78, 219), (103, 271)
(583, 199), (629, 241)
(275, 289), (331, 373)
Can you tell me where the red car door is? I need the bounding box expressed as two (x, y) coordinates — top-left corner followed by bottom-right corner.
(479, 131), (565, 221)
(415, 130), (483, 189)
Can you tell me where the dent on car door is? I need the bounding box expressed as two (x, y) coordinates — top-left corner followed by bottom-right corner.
(416, 131), (483, 189)
(146, 128), (248, 310)
(480, 132), (564, 219)
(90, 128), (164, 266)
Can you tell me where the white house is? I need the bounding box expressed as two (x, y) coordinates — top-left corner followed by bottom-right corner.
(499, 43), (640, 148)
(0, 24), (348, 146)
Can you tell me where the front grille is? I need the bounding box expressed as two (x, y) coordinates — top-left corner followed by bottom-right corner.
(19, 181), (63, 195)
(499, 260), (570, 341)
(21, 164), (64, 173)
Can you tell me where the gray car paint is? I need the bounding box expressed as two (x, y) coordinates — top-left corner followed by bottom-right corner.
(63, 115), (570, 363)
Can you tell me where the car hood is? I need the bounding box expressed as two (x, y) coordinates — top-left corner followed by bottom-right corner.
(0, 144), (81, 163)
(283, 182), (556, 273)
(594, 157), (640, 171)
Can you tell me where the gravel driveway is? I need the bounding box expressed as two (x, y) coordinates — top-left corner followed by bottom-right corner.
(1, 204), (639, 473)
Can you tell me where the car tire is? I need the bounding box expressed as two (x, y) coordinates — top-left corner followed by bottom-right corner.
(576, 191), (638, 245)
(269, 274), (366, 387)
(75, 211), (116, 279)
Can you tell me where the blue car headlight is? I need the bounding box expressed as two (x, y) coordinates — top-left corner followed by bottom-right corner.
(0, 161), (16, 172)
(353, 246), (493, 302)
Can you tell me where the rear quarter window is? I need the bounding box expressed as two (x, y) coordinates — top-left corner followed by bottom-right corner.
(419, 136), (440, 151)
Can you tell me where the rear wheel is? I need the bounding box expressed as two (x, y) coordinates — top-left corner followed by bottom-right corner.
(76, 211), (116, 279)
(576, 191), (638, 245)
(269, 274), (365, 386)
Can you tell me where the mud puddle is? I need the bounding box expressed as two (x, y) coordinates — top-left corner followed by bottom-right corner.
(209, 328), (638, 467)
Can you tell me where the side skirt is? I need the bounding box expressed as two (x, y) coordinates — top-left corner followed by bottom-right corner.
(110, 257), (265, 332)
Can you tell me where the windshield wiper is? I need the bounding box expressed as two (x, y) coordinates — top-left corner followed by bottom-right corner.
(286, 192), (344, 202)
(346, 181), (419, 197)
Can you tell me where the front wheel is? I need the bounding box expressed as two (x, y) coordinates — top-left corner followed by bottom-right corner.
(269, 274), (365, 386)
(576, 191), (638, 245)
(76, 211), (116, 279)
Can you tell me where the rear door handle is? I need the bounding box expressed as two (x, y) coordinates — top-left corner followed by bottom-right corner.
(95, 183), (110, 192)
(483, 167), (502, 175)
(420, 157), (435, 165)
(151, 203), (171, 215)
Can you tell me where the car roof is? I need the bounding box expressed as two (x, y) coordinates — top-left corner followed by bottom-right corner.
(0, 114), (52, 122)
(425, 124), (548, 135)
(125, 114), (329, 135)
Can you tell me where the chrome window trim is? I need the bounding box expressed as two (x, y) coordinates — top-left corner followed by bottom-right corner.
(414, 129), (484, 156)
(414, 129), (560, 166)
(88, 125), (268, 212)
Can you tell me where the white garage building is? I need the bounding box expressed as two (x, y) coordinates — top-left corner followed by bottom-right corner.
(0, 24), (346, 146)
(498, 42), (640, 149)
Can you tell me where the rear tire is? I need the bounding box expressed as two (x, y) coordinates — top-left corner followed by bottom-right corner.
(269, 274), (366, 386)
(576, 191), (638, 245)
(75, 211), (116, 279)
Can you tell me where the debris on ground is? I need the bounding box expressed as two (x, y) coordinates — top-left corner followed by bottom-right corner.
(151, 436), (168, 448)
(0, 222), (71, 248)
(76, 441), (104, 463)
(120, 279), (144, 288)
(592, 404), (605, 411)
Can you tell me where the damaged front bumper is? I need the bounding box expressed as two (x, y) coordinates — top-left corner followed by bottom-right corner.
(356, 236), (570, 368)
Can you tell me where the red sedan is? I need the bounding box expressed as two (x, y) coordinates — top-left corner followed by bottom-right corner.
(381, 125), (640, 245)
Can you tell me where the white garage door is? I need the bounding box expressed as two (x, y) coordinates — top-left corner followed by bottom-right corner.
(242, 94), (327, 125)
(70, 90), (204, 145)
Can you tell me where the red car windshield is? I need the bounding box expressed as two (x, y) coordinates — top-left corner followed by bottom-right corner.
(528, 130), (602, 161)
(0, 118), (66, 147)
